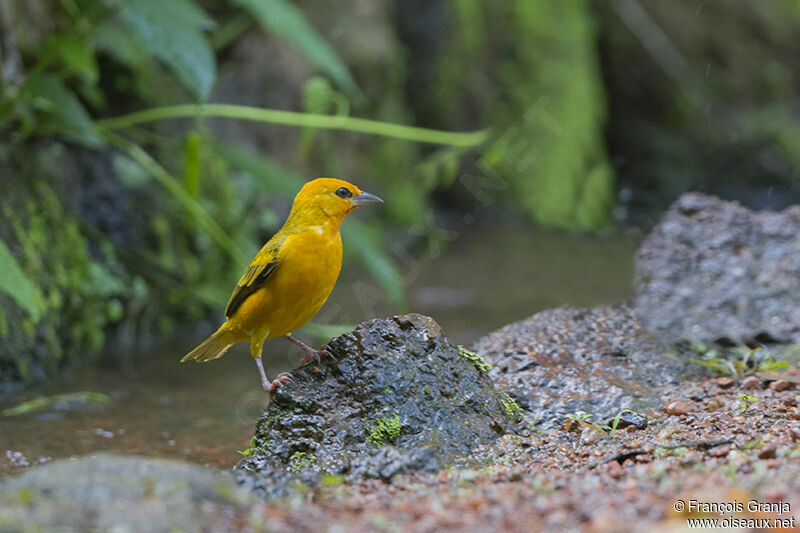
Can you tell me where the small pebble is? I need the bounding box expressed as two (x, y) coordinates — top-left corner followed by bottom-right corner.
(680, 451), (701, 466)
(707, 397), (725, 410)
(741, 376), (763, 390)
(769, 380), (791, 392)
(603, 460), (625, 479)
(758, 444), (777, 460)
(506, 471), (523, 482)
(708, 444), (731, 458)
(715, 377), (735, 389)
(664, 401), (691, 416)
(580, 427), (601, 446)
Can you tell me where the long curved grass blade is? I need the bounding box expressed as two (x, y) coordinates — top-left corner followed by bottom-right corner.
(96, 104), (489, 147)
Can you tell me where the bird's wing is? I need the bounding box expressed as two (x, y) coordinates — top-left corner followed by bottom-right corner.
(224, 240), (281, 319)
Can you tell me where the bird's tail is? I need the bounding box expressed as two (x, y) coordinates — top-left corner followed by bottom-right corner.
(180, 326), (239, 363)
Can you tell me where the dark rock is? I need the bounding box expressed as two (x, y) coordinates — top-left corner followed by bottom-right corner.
(758, 444), (778, 459)
(473, 305), (691, 430)
(606, 410), (648, 430)
(634, 192), (800, 344)
(0, 454), (252, 532)
(235, 314), (516, 499)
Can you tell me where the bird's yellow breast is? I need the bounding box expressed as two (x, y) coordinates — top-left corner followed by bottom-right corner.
(228, 228), (342, 339)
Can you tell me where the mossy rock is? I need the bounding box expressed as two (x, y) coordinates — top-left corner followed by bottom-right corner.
(236, 314), (517, 498)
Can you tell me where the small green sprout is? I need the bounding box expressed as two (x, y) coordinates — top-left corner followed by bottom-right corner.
(738, 394), (758, 413)
(565, 410), (594, 422)
(288, 451), (316, 471)
(599, 409), (633, 437)
(237, 438), (256, 456)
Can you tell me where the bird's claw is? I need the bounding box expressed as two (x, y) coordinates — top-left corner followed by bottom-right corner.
(320, 345), (336, 361)
(299, 345), (336, 367)
(299, 351), (320, 367)
(266, 372), (293, 397)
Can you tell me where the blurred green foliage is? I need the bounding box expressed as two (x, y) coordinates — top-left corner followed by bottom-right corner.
(3, 0), (798, 387)
(0, 0), (487, 385)
(432, 0), (615, 230)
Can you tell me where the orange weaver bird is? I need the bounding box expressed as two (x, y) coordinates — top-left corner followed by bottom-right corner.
(181, 178), (383, 394)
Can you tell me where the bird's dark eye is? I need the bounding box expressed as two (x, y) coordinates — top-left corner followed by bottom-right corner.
(335, 187), (353, 199)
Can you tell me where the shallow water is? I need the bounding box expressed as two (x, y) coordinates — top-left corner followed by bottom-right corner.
(0, 225), (637, 475)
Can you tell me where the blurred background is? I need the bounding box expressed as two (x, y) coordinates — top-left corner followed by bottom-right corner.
(1, 0), (800, 468)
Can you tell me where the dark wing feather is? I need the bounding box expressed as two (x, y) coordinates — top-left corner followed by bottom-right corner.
(225, 247), (279, 318)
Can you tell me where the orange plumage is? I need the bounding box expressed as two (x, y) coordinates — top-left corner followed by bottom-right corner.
(181, 178), (383, 394)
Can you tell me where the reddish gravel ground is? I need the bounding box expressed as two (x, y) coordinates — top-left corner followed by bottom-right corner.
(240, 372), (800, 532)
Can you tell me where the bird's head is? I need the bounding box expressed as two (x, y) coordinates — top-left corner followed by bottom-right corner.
(288, 177), (383, 228)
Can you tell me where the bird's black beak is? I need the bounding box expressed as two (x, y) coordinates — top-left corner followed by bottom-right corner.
(351, 191), (384, 206)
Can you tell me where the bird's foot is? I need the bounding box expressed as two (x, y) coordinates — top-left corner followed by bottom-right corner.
(265, 372), (293, 397)
(299, 345), (336, 366)
(285, 336), (336, 366)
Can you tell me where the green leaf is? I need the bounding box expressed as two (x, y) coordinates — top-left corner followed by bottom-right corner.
(343, 220), (406, 310)
(95, 22), (149, 70)
(0, 239), (43, 322)
(233, 0), (363, 102)
(44, 33), (99, 85)
(118, 0), (217, 100)
(24, 73), (103, 147)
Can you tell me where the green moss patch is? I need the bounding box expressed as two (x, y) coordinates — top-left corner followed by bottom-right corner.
(367, 413), (402, 447)
(458, 346), (492, 374)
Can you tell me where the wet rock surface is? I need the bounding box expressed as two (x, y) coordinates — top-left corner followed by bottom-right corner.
(235, 314), (517, 498)
(634, 192), (800, 343)
(0, 454), (253, 532)
(473, 305), (691, 429)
